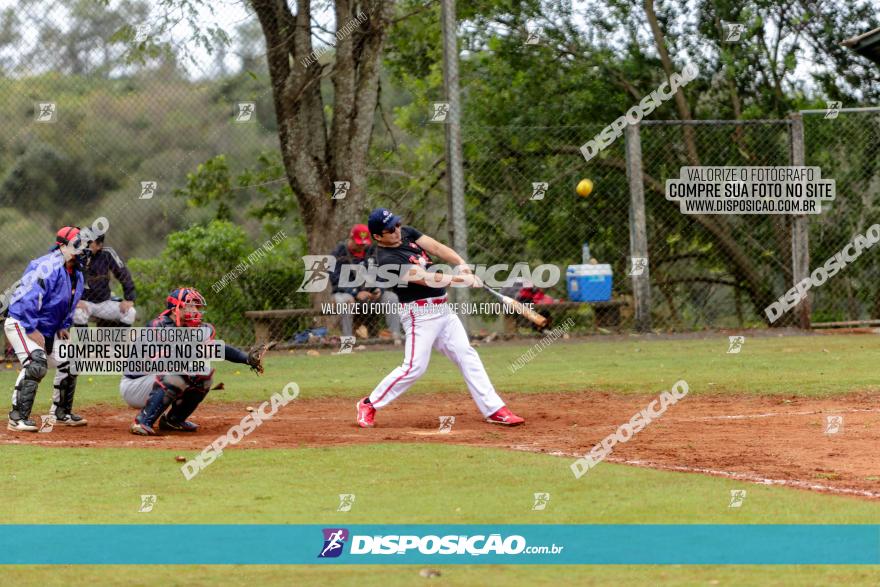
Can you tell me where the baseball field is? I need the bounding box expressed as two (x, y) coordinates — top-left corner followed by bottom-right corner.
(4, 329), (880, 585)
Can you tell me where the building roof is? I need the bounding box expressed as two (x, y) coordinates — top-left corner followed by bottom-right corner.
(842, 27), (880, 64)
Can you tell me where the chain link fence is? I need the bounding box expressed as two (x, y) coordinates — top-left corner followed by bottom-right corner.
(802, 110), (880, 324)
(634, 119), (794, 330)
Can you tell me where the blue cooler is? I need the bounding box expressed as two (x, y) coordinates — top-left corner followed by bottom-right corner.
(566, 264), (612, 302)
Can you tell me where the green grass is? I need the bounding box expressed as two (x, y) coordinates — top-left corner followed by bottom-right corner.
(7, 564), (880, 587)
(1, 333), (877, 411)
(4, 443), (880, 524)
(4, 332), (880, 584)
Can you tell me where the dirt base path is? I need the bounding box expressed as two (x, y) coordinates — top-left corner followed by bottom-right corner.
(3, 392), (880, 498)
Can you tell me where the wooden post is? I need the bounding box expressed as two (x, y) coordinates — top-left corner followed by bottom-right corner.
(789, 113), (811, 329)
(625, 123), (652, 332)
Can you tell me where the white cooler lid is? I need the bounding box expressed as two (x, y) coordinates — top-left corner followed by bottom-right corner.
(567, 264), (612, 275)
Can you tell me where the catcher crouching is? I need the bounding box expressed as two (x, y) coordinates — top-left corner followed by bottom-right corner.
(119, 287), (267, 435)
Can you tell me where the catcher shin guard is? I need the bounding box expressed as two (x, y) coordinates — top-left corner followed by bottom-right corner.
(52, 366), (86, 426)
(135, 375), (184, 428)
(162, 385), (209, 431)
(9, 349), (48, 422)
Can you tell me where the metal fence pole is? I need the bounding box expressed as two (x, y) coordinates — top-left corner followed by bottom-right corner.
(440, 0), (470, 316)
(789, 113), (811, 329)
(625, 123), (651, 332)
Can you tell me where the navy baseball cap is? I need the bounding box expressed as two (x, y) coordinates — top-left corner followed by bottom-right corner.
(368, 208), (401, 236)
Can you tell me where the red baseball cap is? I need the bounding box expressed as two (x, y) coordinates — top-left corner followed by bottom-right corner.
(350, 224), (372, 246)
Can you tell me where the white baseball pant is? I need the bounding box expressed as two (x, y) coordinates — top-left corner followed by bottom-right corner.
(119, 375), (156, 408)
(368, 299), (505, 417)
(74, 300), (136, 325)
(5, 317), (76, 416)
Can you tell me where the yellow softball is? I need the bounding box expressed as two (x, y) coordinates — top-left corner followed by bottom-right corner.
(577, 179), (593, 197)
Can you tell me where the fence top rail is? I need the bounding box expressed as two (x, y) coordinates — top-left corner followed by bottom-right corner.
(462, 124), (606, 130)
(640, 119), (792, 126)
(463, 119), (796, 130)
(799, 106), (880, 115)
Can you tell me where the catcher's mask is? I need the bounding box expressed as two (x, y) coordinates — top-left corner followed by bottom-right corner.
(164, 287), (206, 327)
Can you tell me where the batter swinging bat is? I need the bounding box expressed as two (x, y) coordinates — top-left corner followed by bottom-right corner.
(482, 285), (548, 328)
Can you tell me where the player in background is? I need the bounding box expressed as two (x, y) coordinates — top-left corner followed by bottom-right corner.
(356, 208), (524, 428)
(330, 223), (402, 344)
(74, 232), (137, 327)
(120, 287), (269, 435)
(5, 227), (92, 431)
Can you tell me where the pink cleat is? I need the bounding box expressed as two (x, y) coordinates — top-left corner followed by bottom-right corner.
(486, 406), (525, 426)
(356, 397), (376, 428)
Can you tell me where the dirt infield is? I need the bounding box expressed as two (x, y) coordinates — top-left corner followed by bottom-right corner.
(3, 392), (880, 499)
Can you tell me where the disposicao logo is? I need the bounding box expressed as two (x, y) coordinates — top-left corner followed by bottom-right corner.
(318, 528), (349, 558)
(316, 530), (563, 558)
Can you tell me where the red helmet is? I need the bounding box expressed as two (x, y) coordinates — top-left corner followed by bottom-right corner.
(163, 287), (206, 327)
(54, 226), (93, 268)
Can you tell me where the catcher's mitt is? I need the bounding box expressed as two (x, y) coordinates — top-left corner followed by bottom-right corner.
(247, 342), (275, 375)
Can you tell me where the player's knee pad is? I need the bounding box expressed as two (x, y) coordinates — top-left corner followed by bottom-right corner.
(24, 349), (48, 381)
(187, 375), (212, 393)
(158, 374), (187, 397)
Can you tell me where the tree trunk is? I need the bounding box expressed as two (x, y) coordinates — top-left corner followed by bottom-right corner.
(643, 0), (699, 165)
(643, 0), (777, 323)
(252, 0), (394, 302)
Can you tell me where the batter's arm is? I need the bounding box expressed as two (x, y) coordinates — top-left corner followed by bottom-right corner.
(415, 234), (465, 266)
(403, 264), (482, 289)
(413, 235), (480, 287)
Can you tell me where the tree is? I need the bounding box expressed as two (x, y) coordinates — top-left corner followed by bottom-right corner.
(0, 8), (22, 74)
(243, 0), (392, 258)
(19, 0), (151, 77)
(0, 142), (99, 224)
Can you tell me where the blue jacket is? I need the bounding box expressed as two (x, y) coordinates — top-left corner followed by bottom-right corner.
(8, 251), (84, 338)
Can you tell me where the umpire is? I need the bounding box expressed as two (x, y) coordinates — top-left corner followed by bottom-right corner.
(74, 233), (136, 328)
(6, 227), (91, 431)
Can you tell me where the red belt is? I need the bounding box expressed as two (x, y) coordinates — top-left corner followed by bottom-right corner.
(413, 296), (448, 306)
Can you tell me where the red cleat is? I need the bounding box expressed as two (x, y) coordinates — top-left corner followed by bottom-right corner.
(486, 406), (525, 426)
(356, 397), (376, 428)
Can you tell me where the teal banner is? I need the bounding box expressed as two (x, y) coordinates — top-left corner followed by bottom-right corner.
(0, 525), (878, 564)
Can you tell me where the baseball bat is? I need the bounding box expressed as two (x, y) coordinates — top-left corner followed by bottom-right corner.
(482, 285), (548, 328)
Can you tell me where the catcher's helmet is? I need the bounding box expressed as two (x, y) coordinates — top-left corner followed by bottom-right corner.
(53, 226), (92, 269)
(163, 287), (206, 327)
